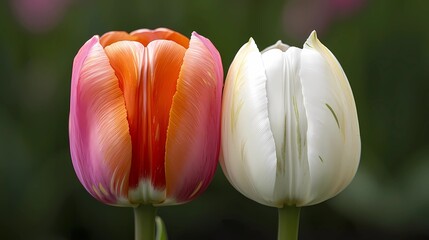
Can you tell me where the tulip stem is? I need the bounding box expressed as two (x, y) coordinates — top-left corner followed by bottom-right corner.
(134, 204), (157, 240)
(278, 206), (301, 240)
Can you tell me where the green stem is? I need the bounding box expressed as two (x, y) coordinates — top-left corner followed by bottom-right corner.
(277, 206), (301, 240)
(134, 204), (157, 240)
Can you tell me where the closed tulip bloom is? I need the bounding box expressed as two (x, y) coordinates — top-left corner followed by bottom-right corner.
(69, 28), (223, 207)
(221, 31), (360, 208)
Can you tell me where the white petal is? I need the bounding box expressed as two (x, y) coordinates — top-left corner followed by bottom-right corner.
(300, 31), (361, 205)
(221, 38), (278, 206)
(262, 46), (310, 206)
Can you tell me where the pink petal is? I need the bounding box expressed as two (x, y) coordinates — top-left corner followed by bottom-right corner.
(192, 32), (224, 83)
(69, 37), (132, 205)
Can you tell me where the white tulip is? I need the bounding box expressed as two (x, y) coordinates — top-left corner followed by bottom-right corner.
(220, 31), (361, 208)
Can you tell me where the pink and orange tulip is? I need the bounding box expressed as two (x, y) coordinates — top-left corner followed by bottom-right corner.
(69, 28), (223, 207)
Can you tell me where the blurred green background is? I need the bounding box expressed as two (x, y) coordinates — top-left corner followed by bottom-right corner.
(1, 0), (429, 239)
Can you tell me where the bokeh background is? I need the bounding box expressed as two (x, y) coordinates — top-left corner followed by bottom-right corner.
(1, 0), (429, 239)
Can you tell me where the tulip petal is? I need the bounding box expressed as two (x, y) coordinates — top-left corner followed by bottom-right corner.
(69, 36), (132, 205)
(220, 38), (278, 206)
(99, 31), (139, 48)
(145, 40), (186, 192)
(299, 31), (360, 205)
(104, 41), (145, 139)
(262, 46), (310, 206)
(103, 40), (154, 203)
(104, 40), (186, 204)
(100, 28), (189, 49)
(163, 32), (223, 204)
(131, 28), (190, 48)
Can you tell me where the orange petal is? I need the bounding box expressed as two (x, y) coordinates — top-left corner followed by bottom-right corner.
(146, 40), (186, 189)
(104, 41), (150, 193)
(164, 32), (223, 204)
(104, 39), (186, 201)
(100, 31), (138, 48)
(131, 28), (189, 48)
(104, 41), (145, 138)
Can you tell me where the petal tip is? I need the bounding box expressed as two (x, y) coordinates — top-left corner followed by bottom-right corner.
(90, 35), (100, 41)
(190, 31), (210, 45)
(248, 37), (255, 45)
(71, 35), (101, 86)
(189, 31), (223, 82)
(190, 31), (206, 43)
(246, 37), (260, 53)
(305, 30), (321, 49)
(191, 31), (199, 37)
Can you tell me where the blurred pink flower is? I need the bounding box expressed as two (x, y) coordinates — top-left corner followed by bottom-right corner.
(330, 0), (366, 15)
(283, 0), (366, 40)
(11, 0), (71, 33)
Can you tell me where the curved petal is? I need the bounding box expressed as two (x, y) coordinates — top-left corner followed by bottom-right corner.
(100, 28), (190, 49)
(220, 38), (278, 207)
(104, 41), (145, 136)
(191, 32), (223, 83)
(131, 28), (190, 48)
(69, 36), (132, 206)
(145, 40), (186, 194)
(104, 40), (186, 204)
(103, 40), (152, 203)
(100, 31), (138, 48)
(299, 31), (360, 205)
(262, 46), (310, 206)
(163, 32), (223, 204)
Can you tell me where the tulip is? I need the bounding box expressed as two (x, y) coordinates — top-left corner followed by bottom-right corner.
(220, 31), (360, 240)
(69, 28), (223, 239)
